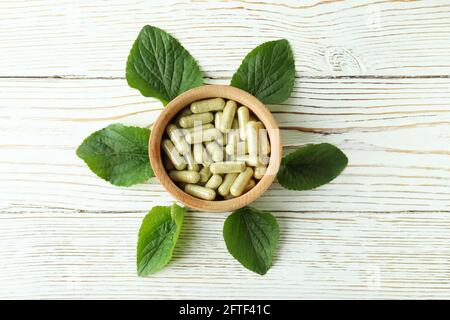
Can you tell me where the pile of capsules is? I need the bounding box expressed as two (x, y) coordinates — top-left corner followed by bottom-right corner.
(161, 97), (270, 201)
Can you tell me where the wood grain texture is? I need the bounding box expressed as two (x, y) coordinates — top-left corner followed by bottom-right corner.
(1, 0), (450, 300)
(2, 210), (450, 299)
(0, 0), (450, 77)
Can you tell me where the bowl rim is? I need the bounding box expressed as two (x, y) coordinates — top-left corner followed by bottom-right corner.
(149, 84), (281, 212)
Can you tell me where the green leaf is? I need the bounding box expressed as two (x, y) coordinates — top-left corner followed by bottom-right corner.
(223, 206), (279, 275)
(137, 203), (185, 277)
(231, 39), (295, 104)
(76, 123), (153, 187)
(126, 25), (203, 105)
(277, 143), (348, 191)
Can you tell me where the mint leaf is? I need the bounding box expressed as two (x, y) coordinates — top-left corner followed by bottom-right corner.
(126, 25), (203, 105)
(231, 39), (295, 104)
(76, 123), (153, 187)
(137, 203), (185, 276)
(277, 143), (348, 191)
(223, 206), (279, 275)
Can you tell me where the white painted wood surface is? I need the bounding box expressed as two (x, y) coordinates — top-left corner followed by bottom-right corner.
(1, 0), (450, 299)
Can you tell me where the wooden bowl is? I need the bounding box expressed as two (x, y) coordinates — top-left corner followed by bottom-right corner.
(149, 85), (281, 212)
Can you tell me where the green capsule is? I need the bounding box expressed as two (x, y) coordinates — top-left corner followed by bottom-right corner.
(235, 154), (260, 167)
(258, 123), (270, 156)
(210, 161), (246, 174)
(214, 111), (223, 130)
(179, 112), (214, 128)
(193, 143), (205, 165)
(246, 121), (258, 160)
(254, 166), (266, 180)
(219, 100), (237, 133)
(186, 123), (214, 134)
(218, 173), (238, 196)
(166, 124), (190, 155)
(193, 143), (214, 167)
(184, 184), (216, 200)
(230, 167), (254, 197)
(237, 106), (249, 140)
(202, 148), (213, 167)
(184, 152), (200, 171)
(204, 174), (223, 190)
(244, 179), (256, 192)
(205, 141), (224, 162)
(169, 170), (200, 184)
(199, 166), (212, 184)
(162, 139), (186, 171)
(225, 141), (247, 156)
(174, 108), (192, 127)
(190, 98), (225, 114)
(186, 127), (221, 144)
(226, 121), (240, 147)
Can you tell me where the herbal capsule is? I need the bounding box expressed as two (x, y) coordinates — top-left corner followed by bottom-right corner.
(175, 108), (192, 126)
(190, 98), (225, 113)
(214, 116), (228, 146)
(186, 127), (221, 144)
(226, 120), (240, 145)
(230, 167), (254, 197)
(219, 100), (237, 133)
(194, 144), (213, 167)
(216, 135), (225, 146)
(166, 124), (190, 155)
(254, 166), (266, 180)
(235, 154), (260, 167)
(237, 106), (249, 140)
(179, 112), (214, 128)
(202, 148), (213, 167)
(184, 184), (216, 200)
(169, 170), (200, 184)
(205, 141), (224, 162)
(246, 121), (258, 159)
(244, 179), (256, 192)
(218, 173), (238, 196)
(225, 179), (255, 197)
(258, 123), (270, 156)
(199, 166), (212, 184)
(229, 119), (239, 139)
(193, 143), (205, 164)
(204, 174), (223, 190)
(186, 123), (214, 134)
(214, 111), (222, 129)
(184, 152), (200, 171)
(162, 139), (186, 170)
(225, 141), (247, 156)
(210, 161), (246, 174)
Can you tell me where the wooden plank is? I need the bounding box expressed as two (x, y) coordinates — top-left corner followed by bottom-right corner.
(0, 0), (450, 77)
(1, 77), (449, 213)
(1, 210), (450, 299)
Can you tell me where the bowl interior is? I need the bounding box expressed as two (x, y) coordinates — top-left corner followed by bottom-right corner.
(149, 85), (281, 212)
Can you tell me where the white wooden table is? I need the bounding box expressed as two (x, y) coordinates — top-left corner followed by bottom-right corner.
(1, 0), (450, 299)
